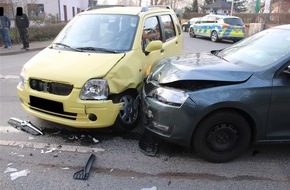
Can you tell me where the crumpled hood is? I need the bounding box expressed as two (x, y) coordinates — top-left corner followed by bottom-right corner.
(151, 52), (253, 84)
(23, 48), (125, 88)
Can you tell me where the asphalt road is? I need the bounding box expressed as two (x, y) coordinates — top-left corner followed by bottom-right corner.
(0, 34), (289, 190)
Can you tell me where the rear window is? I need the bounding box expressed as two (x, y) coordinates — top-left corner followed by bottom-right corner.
(223, 18), (244, 26)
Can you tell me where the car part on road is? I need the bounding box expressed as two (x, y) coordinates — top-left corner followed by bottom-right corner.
(73, 154), (96, 180)
(8, 117), (43, 135)
(139, 131), (159, 157)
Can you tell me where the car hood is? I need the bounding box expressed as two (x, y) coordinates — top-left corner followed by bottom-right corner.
(23, 48), (125, 88)
(151, 52), (254, 84)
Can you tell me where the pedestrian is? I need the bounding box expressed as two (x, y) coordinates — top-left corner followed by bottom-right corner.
(0, 7), (12, 49)
(15, 7), (29, 50)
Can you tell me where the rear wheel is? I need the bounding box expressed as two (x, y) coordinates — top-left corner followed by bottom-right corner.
(112, 90), (139, 131)
(210, 31), (219, 42)
(189, 28), (196, 38)
(192, 110), (251, 163)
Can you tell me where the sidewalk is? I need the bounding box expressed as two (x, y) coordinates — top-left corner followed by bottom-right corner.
(0, 40), (53, 56)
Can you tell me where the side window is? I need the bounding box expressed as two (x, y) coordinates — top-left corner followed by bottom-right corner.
(160, 15), (176, 41)
(142, 16), (161, 50)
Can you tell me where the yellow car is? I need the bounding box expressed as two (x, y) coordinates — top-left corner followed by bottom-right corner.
(17, 6), (183, 130)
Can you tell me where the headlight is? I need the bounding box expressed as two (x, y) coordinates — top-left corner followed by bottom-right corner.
(80, 79), (109, 100)
(148, 87), (188, 106)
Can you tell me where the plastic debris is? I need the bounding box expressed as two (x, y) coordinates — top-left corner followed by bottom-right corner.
(7, 163), (13, 167)
(28, 136), (35, 140)
(60, 167), (70, 170)
(73, 154), (95, 180)
(8, 118), (43, 135)
(10, 169), (30, 181)
(4, 167), (17, 173)
(92, 138), (99, 143)
(140, 186), (157, 190)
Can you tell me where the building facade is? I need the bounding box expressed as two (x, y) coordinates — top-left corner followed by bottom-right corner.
(0, 0), (89, 22)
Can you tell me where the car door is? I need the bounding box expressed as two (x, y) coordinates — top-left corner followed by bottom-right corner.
(266, 61), (290, 139)
(159, 14), (183, 58)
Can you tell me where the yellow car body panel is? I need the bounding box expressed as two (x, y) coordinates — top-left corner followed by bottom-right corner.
(17, 6), (183, 129)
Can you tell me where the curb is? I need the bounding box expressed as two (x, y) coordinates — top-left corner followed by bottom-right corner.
(0, 47), (47, 56)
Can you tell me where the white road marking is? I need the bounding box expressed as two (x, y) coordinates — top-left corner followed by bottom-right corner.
(0, 126), (105, 153)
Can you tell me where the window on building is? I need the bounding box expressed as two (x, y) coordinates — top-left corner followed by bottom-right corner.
(27, 4), (44, 18)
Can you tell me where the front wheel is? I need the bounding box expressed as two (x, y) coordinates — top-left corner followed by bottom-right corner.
(192, 110), (251, 163)
(210, 31), (219, 42)
(112, 90), (139, 131)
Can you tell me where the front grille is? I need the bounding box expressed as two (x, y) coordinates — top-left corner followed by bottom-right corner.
(29, 79), (73, 96)
(29, 96), (77, 120)
(144, 81), (157, 95)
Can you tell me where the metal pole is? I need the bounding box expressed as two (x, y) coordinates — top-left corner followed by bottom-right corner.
(230, 0), (234, 16)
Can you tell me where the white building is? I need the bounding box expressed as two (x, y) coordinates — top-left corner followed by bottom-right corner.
(2, 0), (89, 22)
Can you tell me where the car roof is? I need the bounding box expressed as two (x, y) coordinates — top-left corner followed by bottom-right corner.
(205, 14), (241, 19)
(273, 24), (290, 30)
(83, 6), (174, 16)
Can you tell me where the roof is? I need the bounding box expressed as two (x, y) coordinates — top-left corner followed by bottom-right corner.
(204, 0), (233, 10)
(83, 5), (173, 15)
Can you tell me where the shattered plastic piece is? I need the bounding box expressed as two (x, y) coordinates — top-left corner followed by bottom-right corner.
(110, 169), (114, 172)
(45, 148), (56, 153)
(7, 163), (13, 167)
(10, 169), (30, 181)
(73, 154), (95, 180)
(60, 167), (70, 170)
(18, 155), (25, 157)
(8, 118), (43, 135)
(92, 138), (99, 143)
(28, 136), (35, 140)
(4, 167), (17, 173)
(140, 186), (157, 190)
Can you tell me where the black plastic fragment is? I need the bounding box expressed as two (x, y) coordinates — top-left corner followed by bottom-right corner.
(73, 154), (96, 180)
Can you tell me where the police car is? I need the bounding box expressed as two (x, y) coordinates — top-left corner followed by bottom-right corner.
(189, 14), (245, 43)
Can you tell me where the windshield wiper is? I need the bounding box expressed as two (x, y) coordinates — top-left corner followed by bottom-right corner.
(76, 47), (118, 53)
(212, 50), (229, 62)
(52, 43), (83, 52)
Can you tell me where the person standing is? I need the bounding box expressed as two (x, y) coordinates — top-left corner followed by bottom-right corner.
(15, 7), (29, 50)
(0, 7), (12, 49)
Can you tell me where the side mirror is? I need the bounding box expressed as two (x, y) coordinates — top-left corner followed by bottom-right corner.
(144, 40), (163, 56)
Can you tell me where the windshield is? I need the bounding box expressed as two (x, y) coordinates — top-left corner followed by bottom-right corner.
(217, 28), (290, 67)
(54, 14), (138, 52)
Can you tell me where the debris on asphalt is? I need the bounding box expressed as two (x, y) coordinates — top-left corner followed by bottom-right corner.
(10, 169), (30, 181)
(60, 167), (70, 170)
(139, 131), (159, 157)
(8, 117), (43, 135)
(92, 138), (99, 144)
(4, 167), (17, 173)
(28, 136), (35, 140)
(73, 154), (95, 180)
(140, 187), (157, 190)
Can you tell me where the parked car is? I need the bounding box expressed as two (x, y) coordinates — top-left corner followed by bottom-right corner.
(189, 14), (245, 42)
(141, 24), (290, 163)
(17, 6), (183, 131)
(181, 17), (200, 32)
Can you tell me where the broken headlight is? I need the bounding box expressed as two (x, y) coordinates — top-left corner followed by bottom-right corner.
(80, 79), (109, 100)
(148, 87), (188, 106)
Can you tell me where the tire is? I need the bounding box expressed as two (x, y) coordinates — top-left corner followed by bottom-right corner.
(210, 31), (219, 42)
(182, 26), (186, 32)
(189, 28), (195, 38)
(192, 110), (251, 163)
(112, 90), (139, 131)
